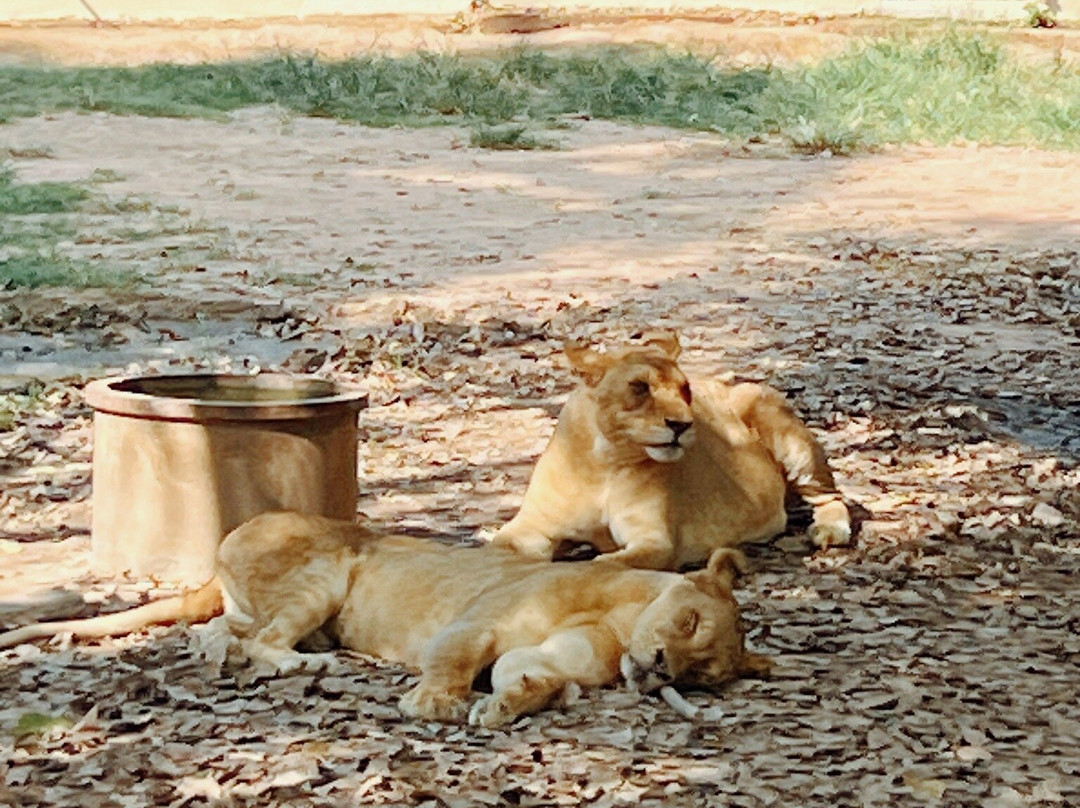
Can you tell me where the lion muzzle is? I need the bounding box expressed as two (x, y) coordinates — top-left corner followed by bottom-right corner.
(642, 421), (696, 463)
(620, 650), (674, 693)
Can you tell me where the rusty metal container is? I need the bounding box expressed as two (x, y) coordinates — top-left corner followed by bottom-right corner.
(84, 373), (367, 585)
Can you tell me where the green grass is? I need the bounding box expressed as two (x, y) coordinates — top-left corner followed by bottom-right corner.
(1025, 2), (1058, 28)
(0, 166), (88, 214)
(0, 32), (1077, 151)
(760, 32), (1080, 152)
(0, 381), (46, 432)
(0, 249), (140, 289)
(469, 123), (560, 150)
(12, 711), (72, 739)
(0, 168), (142, 289)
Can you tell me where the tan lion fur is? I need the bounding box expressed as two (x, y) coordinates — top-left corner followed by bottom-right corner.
(0, 512), (769, 727)
(492, 332), (851, 570)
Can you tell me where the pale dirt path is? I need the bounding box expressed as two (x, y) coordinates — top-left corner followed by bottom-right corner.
(1, 31), (1079, 808)
(7, 14), (1079, 68)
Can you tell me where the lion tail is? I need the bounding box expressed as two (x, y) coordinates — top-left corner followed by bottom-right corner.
(0, 577), (224, 650)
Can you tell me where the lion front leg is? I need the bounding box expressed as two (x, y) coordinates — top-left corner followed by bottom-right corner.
(469, 626), (621, 728)
(602, 536), (675, 570)
(490, 516), (558, 560)
(602, 492), (676, 570)
(728, 383), (851, 548)
(399, 624), (497, 723)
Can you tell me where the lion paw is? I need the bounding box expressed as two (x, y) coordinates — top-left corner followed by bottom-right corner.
(247, 645), (341, 675)
(491, 528), (555, 560)
(467, 695), (518, 729)
(190, 617), (243, 667)
(398, 686), (468, 722)
(808, 501), (852, 549)
(297, 652), (343, 674)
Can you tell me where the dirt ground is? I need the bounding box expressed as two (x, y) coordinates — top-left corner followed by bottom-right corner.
(2, 12), (1080, 67)
(1, 16), (1080, 808)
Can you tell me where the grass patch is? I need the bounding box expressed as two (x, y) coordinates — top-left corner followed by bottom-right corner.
(0, 168), (142, 289)
(252, 270), (323, 287)
(0, 247), (139, 290)
(759, 31), (1080, 152)
(1, 146), (54, 160)
(0, 48), (768, 131)
(0, 166), (88, 214)
(0, 33), (1077, 150)
(12, 711), (72, 739)
(469, 123), (559, 150)
(89, 167), (125, 183)
(0, 381), (46, 432)
(1025, 1), (1058, 28)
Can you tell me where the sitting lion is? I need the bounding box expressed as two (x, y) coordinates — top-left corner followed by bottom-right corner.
(0, 511), (769, 727)
(492, 331), (851, 570)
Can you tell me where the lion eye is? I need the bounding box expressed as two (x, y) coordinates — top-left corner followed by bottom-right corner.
(629, 380), (650, 397)
(680, 382), (692, 404)
(681, 610), (700, 636)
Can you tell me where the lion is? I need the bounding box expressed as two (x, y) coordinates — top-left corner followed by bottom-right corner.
(491, 331), (851, 570)
(0, 511), (770, 727)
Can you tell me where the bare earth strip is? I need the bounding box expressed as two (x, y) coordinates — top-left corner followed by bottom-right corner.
(1, 20), (1080, 808)
(3, 14), (1080, 67)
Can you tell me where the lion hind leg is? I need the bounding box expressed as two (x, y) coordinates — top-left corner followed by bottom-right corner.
(226, 552), (356, 673)
(469, 626), (620, 728)
(220, 586), (257, 637)
(244, 588), (346, 674)
(729, 383), (851, 548)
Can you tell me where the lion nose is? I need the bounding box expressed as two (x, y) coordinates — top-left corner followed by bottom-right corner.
(665, 419), (692, 438)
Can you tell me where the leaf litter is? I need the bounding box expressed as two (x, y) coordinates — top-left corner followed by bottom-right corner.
(1, 111), (1079, 807)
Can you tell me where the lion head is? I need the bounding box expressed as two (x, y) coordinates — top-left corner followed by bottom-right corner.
(620, 548), (771, 693)
(565, 331), (695, 463)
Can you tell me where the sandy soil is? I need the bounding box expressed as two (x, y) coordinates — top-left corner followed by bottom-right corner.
(2, 13), (1079, 67)
(1, 17), (1079, 808)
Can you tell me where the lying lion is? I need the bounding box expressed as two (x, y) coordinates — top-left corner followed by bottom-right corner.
(0, 511), (769, 727)
(492, 331), (851, 570)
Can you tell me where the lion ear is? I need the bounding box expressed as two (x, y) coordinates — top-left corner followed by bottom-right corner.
(689, 548), (748, 597)
(640, 329), (681, 360)
(564, 340), (611, 386)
